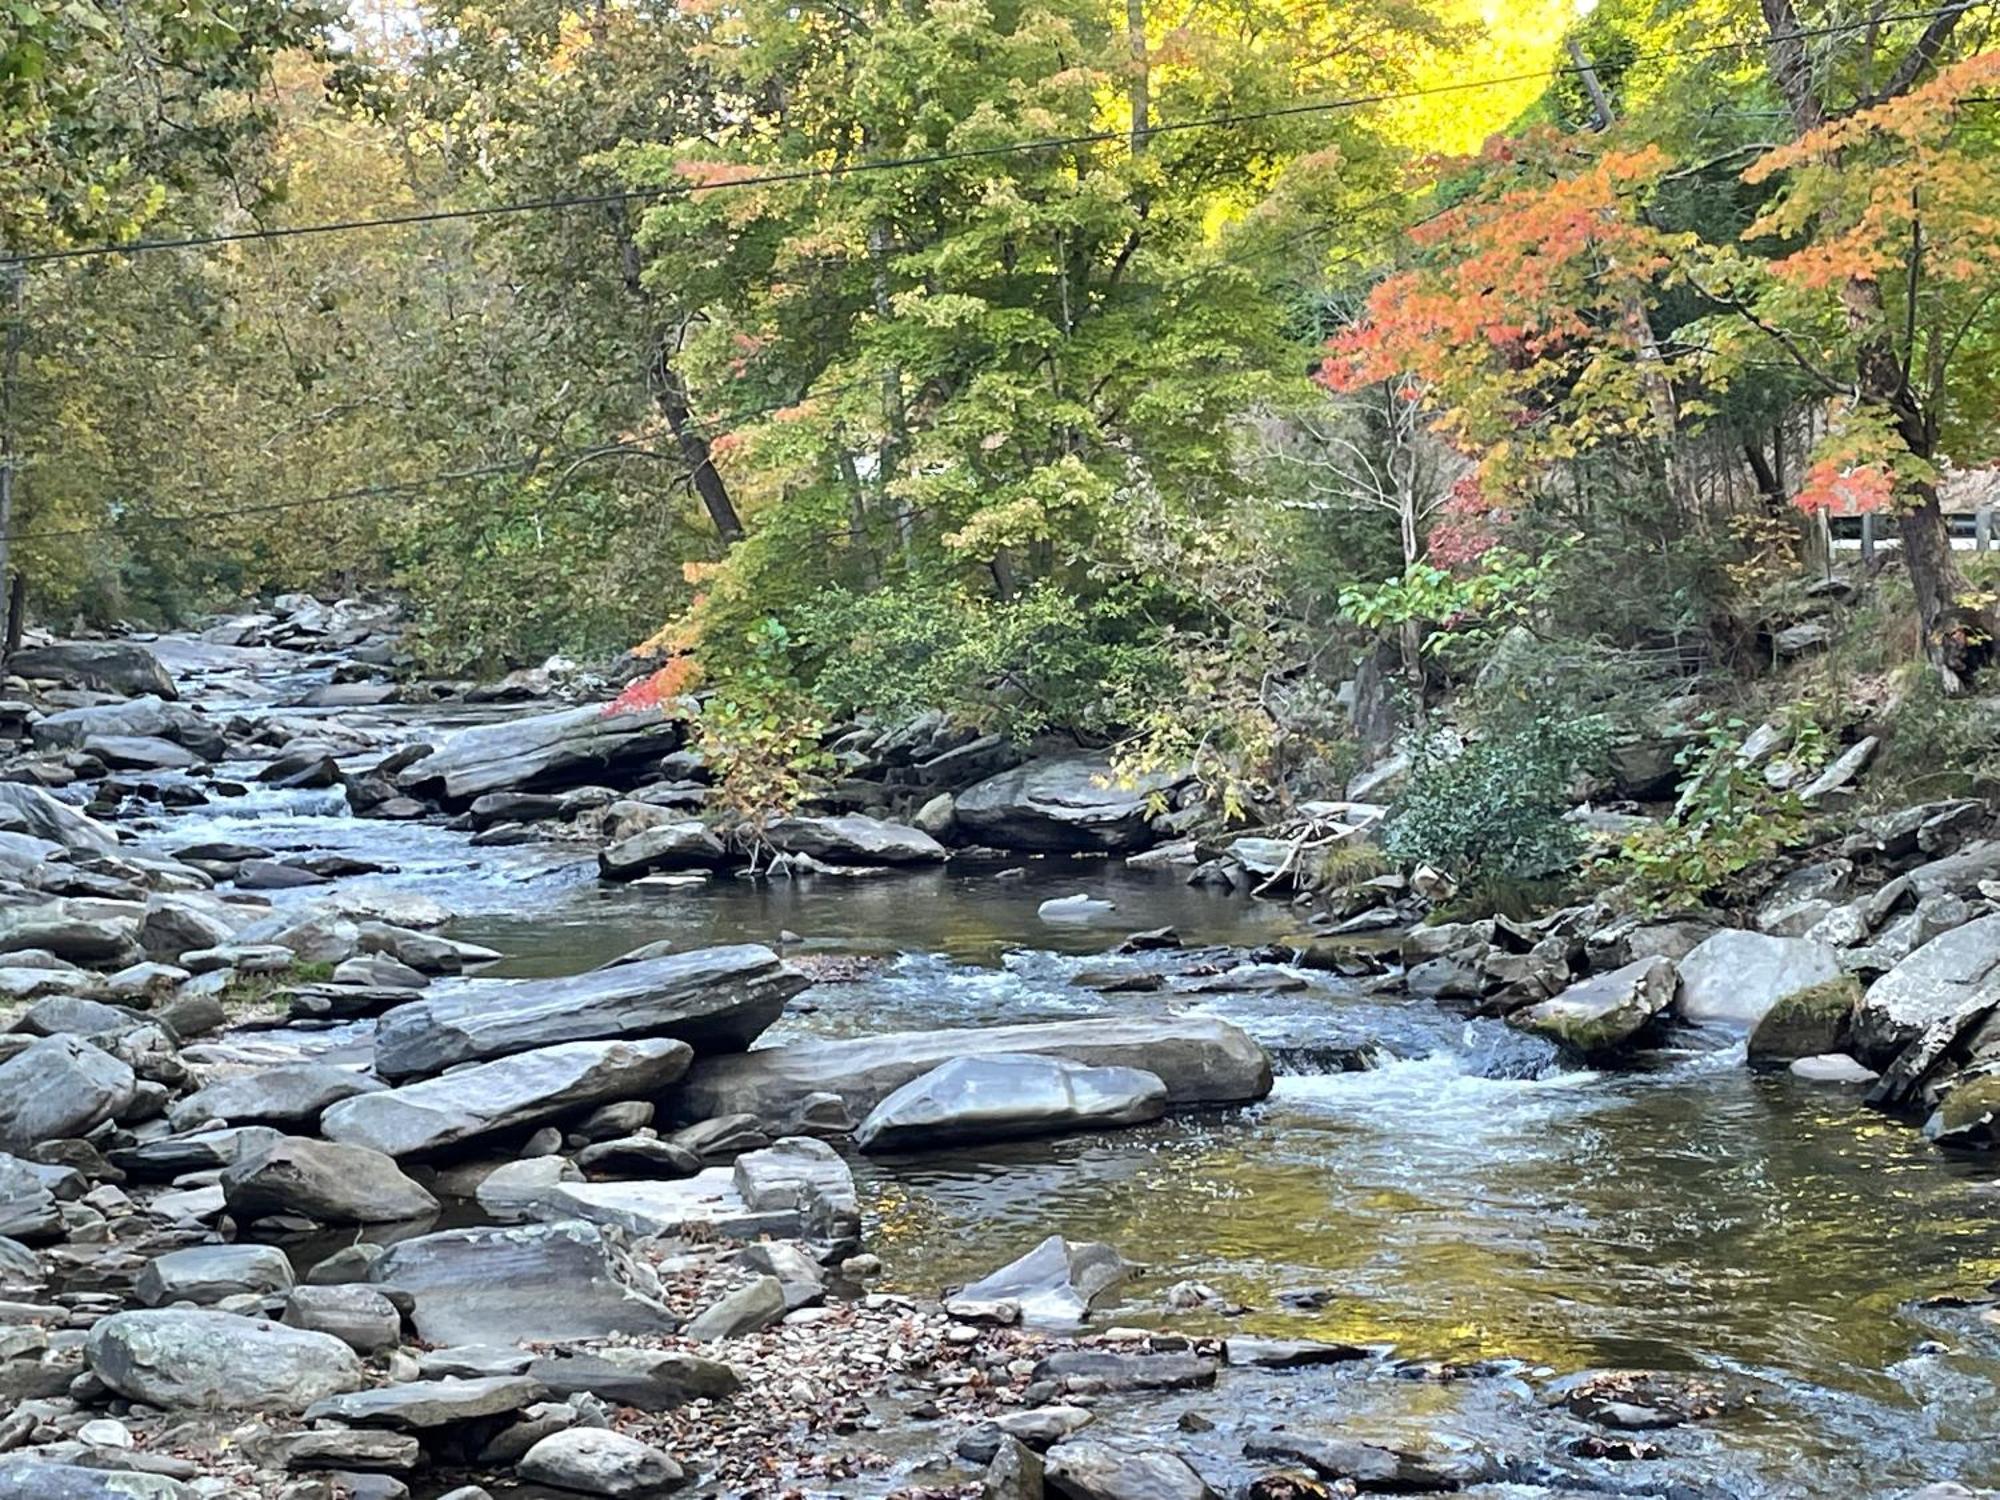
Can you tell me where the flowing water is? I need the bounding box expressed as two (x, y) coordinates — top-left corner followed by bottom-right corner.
(125, 643), (2000, 1496)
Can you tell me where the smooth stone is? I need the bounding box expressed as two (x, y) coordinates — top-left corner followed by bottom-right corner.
(304, 1373), (548, 1429)
(856, 1053), (1167, 1153)
(85, 1308), (365, 1412)
(220, 1135), (440, 1224)
(517, 1427), (684, 1497)
(954, 1236), (1126, 1327)
(1675, 930), (1842, 1032)
(0, 1037), (137, 1153)
(134, 1243), (294, 1306)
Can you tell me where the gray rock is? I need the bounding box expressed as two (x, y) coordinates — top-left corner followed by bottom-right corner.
(1907, 841), (2000, 900)
(1853, 914), (2000, 1064)
(13, 994), (146, 1037)
(1223, 1336), (1370, 1368)
(168, 1063), (384, 1129)
(956, 757), (1182, 852)
(764, 815), (946, 865)
(268, 1428), (421, 1472)
(85, 1308), (365, 1411)
(31, 697), (222, 758)
(1043, 1441), (1215, 1500)
(220, 1135), (440, 1223)
(304, 1374), (548, 1428)
(953, 1236), (1126, 1327)
(134, 1243), (294, 1306)
(12, 641), (177, 700)
(0, 1036), (136, 1151)
(1790, 1053), (1880, 1084)
(0, 786), (121, 858)
(527, 1348), (740, 1410)
(478, 1155), (584, 1221)
(856, 1054), (1167, 1152)
(83, 735), (204, 772)
(518, 1428), (684, 1497)
(1509, 956), (1676, 1060)
(283, 1284), (402, 1353)
(373, 945), (802, 1079)
(731, 1136), (859, 1254)
(370, 1220), (675, 1346)
(737, 1240), (826, 1309)
(1675, 930), (1843, 1031)
(1032, 1349), (1217, 1391)
(683, 1275), (788, 1341)
(0, 1461), (194, 1499)
(680, 1016), (1272, 1122)
(598, 822), (730, 880)
(1241, 1433), (1470, 1492)
(322, 1038), (694, 1158)
(110, 1125), (281, 1180)
(0, 898), (141, 967)
(397, 702), (684, 803)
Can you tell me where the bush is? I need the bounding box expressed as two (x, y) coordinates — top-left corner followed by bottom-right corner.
(1382, 714), (1602, 886)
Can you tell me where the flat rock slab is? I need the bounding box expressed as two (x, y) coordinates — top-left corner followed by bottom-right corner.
(169, 1063), (385, 1129)
(764, 814), (946, 865)
(395, 701), (683, 802)
(1032, 1350), (1219, 1391)
(12, 641), (177, 700)
(0, 1036), (137, 1153)
(680, 1015), (1272, 1123)
(955, 756), (1181, 852)
(85, 1308), (365, 1412)
(373, 945), (804, 1079)
(322, 1038), (694, 1157)
(370, 1220), (676, 1346)
(0, 1461), (194, 1499)
(856, 1053), (1167, 1152)
(304, 1374), (548, 1429)
(220, 1135), (440, 1224)
(530, 1171), (799, 1241)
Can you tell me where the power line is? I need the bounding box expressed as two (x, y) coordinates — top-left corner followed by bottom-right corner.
(3, 3), (1984, 270)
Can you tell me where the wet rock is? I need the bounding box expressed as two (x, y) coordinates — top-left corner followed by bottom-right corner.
(1854, 914), (2000, 1065)
(322, 1038), (694, 1158)
(1032, 1350), (1218, 1391)
(1747, 976), (1862, 1066)
(283, 1284), (402, 1352)
(1925, 1076), (2000, 1147)
(956, 757), (1182, 852)
(372, 945), (802, 1079)
(85, 1308), (365, 1411)
(960, 1406), (1097, 1462)
(138, 897), (239, 963)
(1508, 956), (1675, 1060)
(370, 1220), (676, 1345)
(220, 1135), (440, 1223)
(82, 734), (204, 772)
(951, 1237), (1126, 1327)
(134, 1243), (294, 1306)
(0, 1036), (136, 1152)
(1044, 1441), (1215, 1500)
(304, 1373), (548, 1428)
(1223, 1337), (1370, 1368)
(732, 1136), (859, 1254)
(764, 814), (946, 865)
(519, 1427), (684, 1497)
(599, 821), (731, 880)
(12, 641), (177, 700)
(397, 702), (684, 803)
(168, 1063), (384, 1129)
(1675, 930), (1843, 1032)
(684, 1274), (788, 1341)
(1241, 1433), (1469, 1492)
(856, 1054), (1167, 1153)
(527, 1347), (740, 1410)
(32, 697), (222, 759)
(680, 1015), (1272, 1122)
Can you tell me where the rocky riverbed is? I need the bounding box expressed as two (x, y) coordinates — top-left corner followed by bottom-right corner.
(0, 599), (1997, 1499)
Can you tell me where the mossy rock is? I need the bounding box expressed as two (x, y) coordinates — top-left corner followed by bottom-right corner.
(1926, 1075), (2000, 1147)
(1746, 976), (1862, 1067)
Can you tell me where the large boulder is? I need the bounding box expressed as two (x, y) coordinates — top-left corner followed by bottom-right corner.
(679, 1016), (1272, 1123)
(85, 1309), (365, 1411)
(1044, 1442), (1215, 1500)
(955, 756), (1180, 852)
(1747, 976), (1863, 1066)
(856, 1054), (1167, 1153)
(134, 1244), (294, 1307)
(323, 1038), (692, 1157)
(0, 1036), (136, 1152)
(31, 697), (224, 758)
(1674, 929), (1843, 1032)
(1853, 914), (2000, 1066)
(951, 1236), (1126, 1326)
(372, 945), (804, 1079)
(395, 702), (683, 802)
(1508, 957), (1676, 1060)
(370, 1220), (676, 1345)
(0, 784), (120, 854)
(11, 641), (176, 699)
(0, 1461), (195, 1499)
(220, 1135), (440, 1223)
(764, 814), (947, 866)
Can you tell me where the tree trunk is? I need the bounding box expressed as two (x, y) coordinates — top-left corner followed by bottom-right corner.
(649, 343), (744, 545)
(0, 262), (21, 638)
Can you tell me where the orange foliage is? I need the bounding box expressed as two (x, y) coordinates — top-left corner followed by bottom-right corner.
(1794, 460), (1895, 516)
(604, 654), (703, 716)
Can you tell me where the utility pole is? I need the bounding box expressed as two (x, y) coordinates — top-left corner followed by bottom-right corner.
(1566, 39), (1617, 131)
(0, 256), (21, 660)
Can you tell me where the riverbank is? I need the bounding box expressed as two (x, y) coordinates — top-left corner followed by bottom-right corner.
(0, 601), (1996, 1499)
